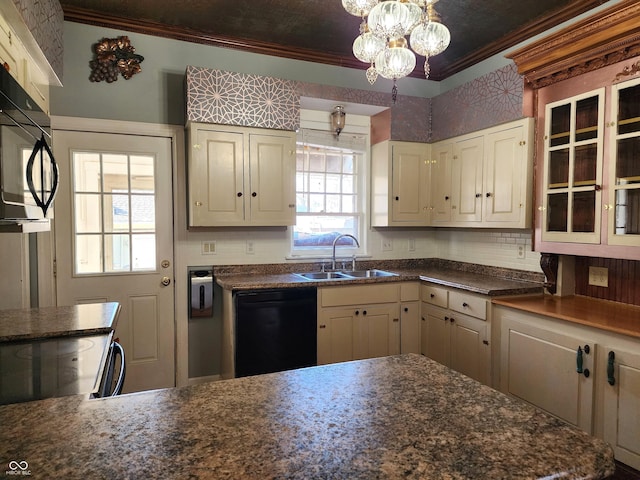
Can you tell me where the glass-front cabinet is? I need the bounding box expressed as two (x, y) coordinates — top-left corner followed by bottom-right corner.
(542, 88), (604, 244)
(609, 77), (640, 246)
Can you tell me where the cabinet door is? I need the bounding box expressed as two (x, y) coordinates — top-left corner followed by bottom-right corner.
(541, 89), (604, 244)
(189, 128), (245, 226)
(451, 136), (483, 223)
(317, 308), (354, 365)
(430, 142), (453, 224)
(400, 301), (421, 354)
(421, 303), (450, 367)
(501, 317), (595, 432)
(450, 313), (489, 385)
(248, 133), (296, 225)
(353, 304), (400, 360)
(391, 143), (428, 224)
(607, 77), (640, 247)
(603, 346), (640, 470)
(484, 125), (526, 226)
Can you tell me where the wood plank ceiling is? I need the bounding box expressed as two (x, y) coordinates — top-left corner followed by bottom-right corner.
(61, 0), (608, 81)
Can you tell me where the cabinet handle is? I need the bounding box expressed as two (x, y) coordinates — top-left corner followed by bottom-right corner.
(482, 340), (489, 345)
(237, 192), (243, 197)
(485, 192), (492, 198)
(607, 351), (616, 385)
(393, 318), (399, 322)
(319, 324), (326, 329)
(576, 346), (583, 374)
(288, 204), (296, 208)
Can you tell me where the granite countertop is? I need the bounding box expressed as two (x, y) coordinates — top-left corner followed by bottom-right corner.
(493, 294), (640, 339)
(214, 259), (544, 296)
(0, 302), (120, 342)
(0, 354), (613, 479)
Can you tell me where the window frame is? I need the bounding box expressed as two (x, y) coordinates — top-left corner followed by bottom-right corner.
(290, 109), (371, 259)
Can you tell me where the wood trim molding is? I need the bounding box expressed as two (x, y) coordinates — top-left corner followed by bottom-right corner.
(507, 0), (640, 89)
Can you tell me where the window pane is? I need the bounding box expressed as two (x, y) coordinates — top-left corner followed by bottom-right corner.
(326, 194), (341, 213)
(309, 194), (325, 212)
(342, 175), (354, 194)
(104, 234), (130, 272)
(131, 195), (155, 232)
(309, 152), (325, 171)
(132, 234), (156, 270)
(75, 193), (102, 233)
(326, 174), (341, 193)
(327, 154), (342, 173)
(296, 193), (308, 212)
(102, 154), (128, 192)
(103, 194), (129, 233)
(296, 172), (308, 192)
(342, 195), (355, 213)
(309, 173), (325, 193)
(343, 155), (354, 174)
(130, 156), (154, 192)
(73, 153), (101, 192)
(76, 234), (102, 274)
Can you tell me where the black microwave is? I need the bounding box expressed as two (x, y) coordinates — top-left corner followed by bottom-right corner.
(0, 67), (58, 223)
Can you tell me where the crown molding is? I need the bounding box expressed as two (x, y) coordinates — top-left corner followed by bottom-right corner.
(506, 0), (640, 88)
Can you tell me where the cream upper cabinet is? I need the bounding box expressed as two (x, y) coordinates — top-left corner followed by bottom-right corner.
(420, 284), (490, 385)
(317, 283), (400, 365)
(429, 141), (453, 224)
(451, 135), (484, 223)
(429, 118), (533, 228)
(371, 140), (430, 226)
(187, 123), (296, 227)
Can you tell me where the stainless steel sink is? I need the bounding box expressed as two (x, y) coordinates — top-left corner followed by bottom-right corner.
(294, 271), (351, 280)
(293, 269), (397, 281)
(339, 269), (397, 278)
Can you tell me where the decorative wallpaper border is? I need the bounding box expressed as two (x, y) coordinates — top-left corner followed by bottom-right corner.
(185, 63), (525, 144)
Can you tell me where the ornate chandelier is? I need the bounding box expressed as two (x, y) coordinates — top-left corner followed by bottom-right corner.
(342, 0), (450, 101)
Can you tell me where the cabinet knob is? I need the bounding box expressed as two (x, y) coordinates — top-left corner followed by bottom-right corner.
(194, 201), (203, 207)
(519, 140), (526, 146)
(485, 192), (492, 198)
(450, 317), (455, 323)
(395, 196), (399, 201)
(288, 204), (296, 208)
(462, 302), (469, 308)
(237, 192), (243, 197)
(444, 196), (449, 201)
(430, 293), (435, 298)
(538, 206), (546, 211)
(421, 317), (425, 322)
(252, 192), (257, 197)
(594, 184), (602, 191)
(193, 144), (201, 150)
(363, 310), (367, 316)
(475, 193), (481, 198)
(319, 324), (326, 329)
(393, 318), (399, 322)
(444, 316), (449, 322)
(355, 310), (360, 315)
(404, 307), (409, 312)
(482, 340), (489, 345)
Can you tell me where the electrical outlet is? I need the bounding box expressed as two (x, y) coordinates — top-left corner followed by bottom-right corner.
(382, 239), (393, 251)
(517, 245), (525, 259)
(201, 241), (216, 255)
(246, 241), (255, 254)
(408, 238), (416, 252)
(588, 266), (608, 287)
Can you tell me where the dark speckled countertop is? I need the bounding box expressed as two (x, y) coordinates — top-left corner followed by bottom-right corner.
(0, 302), (120, 342)
(0, 354), (614, 479)
(214, 259), (544, 296)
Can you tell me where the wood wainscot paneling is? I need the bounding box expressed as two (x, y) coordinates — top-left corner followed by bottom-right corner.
(575, 256), (640, 306)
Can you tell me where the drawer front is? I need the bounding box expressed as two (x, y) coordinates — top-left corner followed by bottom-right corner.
(400, 282), (420, 302)
(320, 283), (399, 307)
(448, 290), (487, 320)
(421, 285), (448, 308)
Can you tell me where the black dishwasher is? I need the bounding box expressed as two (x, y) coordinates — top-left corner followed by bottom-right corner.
(235, 288), (317, 377)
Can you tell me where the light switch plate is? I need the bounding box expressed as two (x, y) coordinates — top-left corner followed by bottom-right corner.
(588, 266), (608, 287)
(382, 239), (393, 251)
(201, 241), (216, 255)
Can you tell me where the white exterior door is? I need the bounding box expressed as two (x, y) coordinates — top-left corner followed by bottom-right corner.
(53, 130), (175, 393)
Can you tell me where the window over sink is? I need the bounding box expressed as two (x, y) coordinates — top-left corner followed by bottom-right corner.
(291, 110), (369, 258)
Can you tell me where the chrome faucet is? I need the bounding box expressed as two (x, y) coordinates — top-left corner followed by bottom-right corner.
(332, 234), (360, 270)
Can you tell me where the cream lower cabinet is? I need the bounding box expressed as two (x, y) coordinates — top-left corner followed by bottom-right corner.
(187, 123), (296, 227)
(420, 284), (490, 385)
(494, 304), (640, 469)
(400, 282), (421, 354)
(603, 344), (640, 469)
(496, 309), (595, 433)
(317, 283), (400, 365)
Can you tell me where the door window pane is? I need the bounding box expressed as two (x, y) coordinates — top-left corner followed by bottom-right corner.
(72, 151), (157, 274)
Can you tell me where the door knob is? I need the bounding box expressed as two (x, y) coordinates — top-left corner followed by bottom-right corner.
(161, 276), (171, 286)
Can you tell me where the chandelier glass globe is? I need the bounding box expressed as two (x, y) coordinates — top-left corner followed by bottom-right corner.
(341, 0), (379, 17)
(353, 26), (386, 63)
(409, 19), (451, 57)
(367, 1), (413, 40)
(375, 38), (416, 80)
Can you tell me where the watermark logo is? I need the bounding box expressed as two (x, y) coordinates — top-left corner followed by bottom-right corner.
(5, 461), (31, 476)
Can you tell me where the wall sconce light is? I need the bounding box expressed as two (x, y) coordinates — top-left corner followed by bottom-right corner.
(331, 105), (346, 137)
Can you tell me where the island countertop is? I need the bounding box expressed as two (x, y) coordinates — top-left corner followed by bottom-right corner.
(0, 302), (120, 342)
(0, 354), (614, 479)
